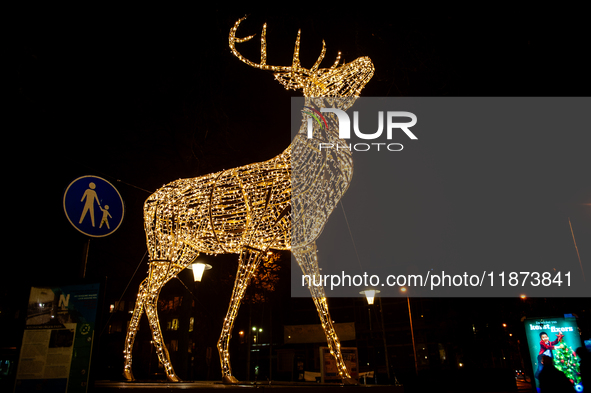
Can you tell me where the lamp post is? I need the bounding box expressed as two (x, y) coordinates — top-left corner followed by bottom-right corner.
(187, 259), (211, 379)
(252, 326), (263, 344)
(360, 290), (392, 382)
(401, 287), (418, 376)
(249, 326), (263, 381)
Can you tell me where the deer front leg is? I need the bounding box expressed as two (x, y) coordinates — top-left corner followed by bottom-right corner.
(218, 247), (263, 384)
(123, 278), (149, 381)
(293, 243), (357, 385)
(144, 297), (180, 382)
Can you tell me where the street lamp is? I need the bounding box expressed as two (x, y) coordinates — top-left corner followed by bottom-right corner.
(360, 289), (380, 305)
(360, 289), (391, 382)
(401, 287), (418, 376)
(252, 326), (262, 343)
(188, 261), (212, 282)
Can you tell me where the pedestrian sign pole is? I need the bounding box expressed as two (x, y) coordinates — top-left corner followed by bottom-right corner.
(63, 176), (125, 238)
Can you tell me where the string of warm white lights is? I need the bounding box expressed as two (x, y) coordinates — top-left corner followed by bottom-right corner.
(293, 243), (350, 379)
(123, 16), (374, 384)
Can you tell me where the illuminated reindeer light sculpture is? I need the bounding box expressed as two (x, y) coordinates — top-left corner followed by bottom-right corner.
(123, 16), (374, 384)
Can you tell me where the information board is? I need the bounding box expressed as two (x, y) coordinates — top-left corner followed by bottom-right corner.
(14, 283), (100, 393)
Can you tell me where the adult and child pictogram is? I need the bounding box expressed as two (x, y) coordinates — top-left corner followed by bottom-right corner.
(63, 176), (124, 237)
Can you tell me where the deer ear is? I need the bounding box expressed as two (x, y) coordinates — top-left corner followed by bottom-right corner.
(273, 72), (305, 92)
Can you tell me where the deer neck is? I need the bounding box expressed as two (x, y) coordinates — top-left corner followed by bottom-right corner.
(288, 97), (354, 200)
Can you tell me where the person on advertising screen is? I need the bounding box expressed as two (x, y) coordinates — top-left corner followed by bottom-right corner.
(538, 355), (575, 393)
(535, 331), (564, 379)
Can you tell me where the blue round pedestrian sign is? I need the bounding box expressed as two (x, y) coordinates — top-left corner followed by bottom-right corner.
(63, 176), (125, 237)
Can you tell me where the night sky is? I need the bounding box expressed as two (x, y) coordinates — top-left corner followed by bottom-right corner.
(7, 9), (590, 334)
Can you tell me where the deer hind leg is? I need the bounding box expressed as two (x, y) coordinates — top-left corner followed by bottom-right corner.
(123, 278), (150, 381)
(218, 247), (263, 384)
(293, 243), (357, 385)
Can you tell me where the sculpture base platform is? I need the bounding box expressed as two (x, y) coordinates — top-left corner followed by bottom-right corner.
(94, 381), (404, 393)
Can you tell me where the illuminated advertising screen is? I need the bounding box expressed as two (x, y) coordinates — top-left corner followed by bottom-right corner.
(523, 316), (583, 392)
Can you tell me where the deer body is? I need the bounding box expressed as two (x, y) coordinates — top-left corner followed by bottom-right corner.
(123, 17), (374, 384)
(144, 151), (292, 257)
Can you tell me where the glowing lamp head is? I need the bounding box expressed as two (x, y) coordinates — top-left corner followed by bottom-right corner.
(360, 289), (380, 305)
(189, 262), (212, 282)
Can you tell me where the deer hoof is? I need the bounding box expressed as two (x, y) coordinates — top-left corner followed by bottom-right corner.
(123, 369), (135, 382)
(342, 377), (358, 385)
(222, 375), (240, 384)
(167, 374), (182, 382)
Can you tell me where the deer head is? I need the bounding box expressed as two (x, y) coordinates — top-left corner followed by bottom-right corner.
(229, 16), (374, 107)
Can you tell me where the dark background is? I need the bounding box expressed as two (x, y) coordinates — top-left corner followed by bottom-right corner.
(5, 6), (590, 386)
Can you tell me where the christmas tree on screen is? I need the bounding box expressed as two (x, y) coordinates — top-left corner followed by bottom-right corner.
(553, 340), (581, 388)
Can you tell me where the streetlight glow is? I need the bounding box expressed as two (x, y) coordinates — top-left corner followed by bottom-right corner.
(189, 262), (212, 282)
(360, 289), (380, 305)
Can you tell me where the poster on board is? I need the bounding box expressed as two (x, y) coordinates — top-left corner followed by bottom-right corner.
(523, 316), (584, 392)
(14, 283), (100, 393)
(319, 347), (358, 383)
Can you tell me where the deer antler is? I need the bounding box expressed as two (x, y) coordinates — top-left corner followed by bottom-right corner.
(229, 16), (342, 76)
